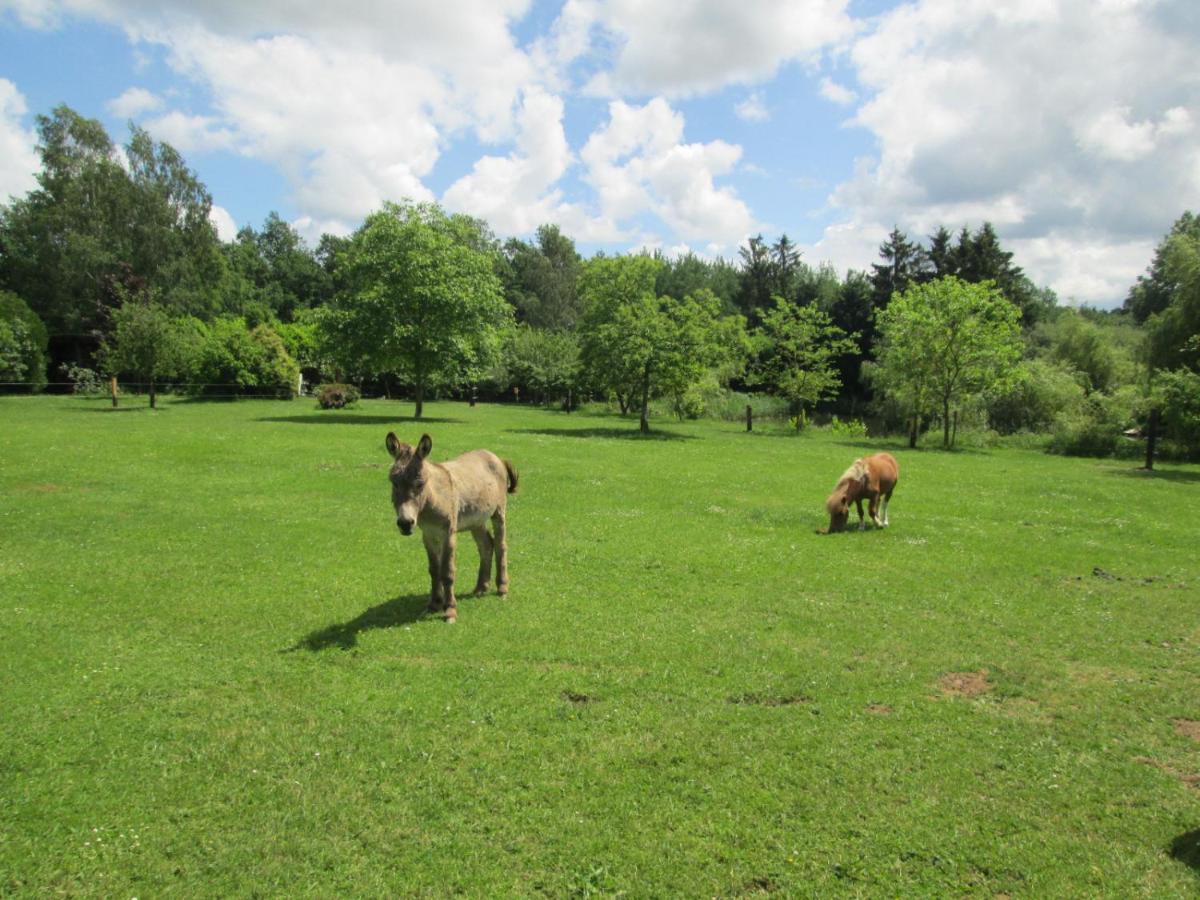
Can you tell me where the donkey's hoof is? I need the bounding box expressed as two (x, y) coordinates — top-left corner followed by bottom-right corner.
(473, 584), (489, 598)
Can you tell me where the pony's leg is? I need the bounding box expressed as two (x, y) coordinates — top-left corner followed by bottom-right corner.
(855, 498), (866, 531)
(881, 491), (892, 527)
(492, 508), (509, 596)
(471, 526), (493, 596)
(422, 530), (444, 612)
(440, 530), (458, 623)
(869, 494), (883, 528)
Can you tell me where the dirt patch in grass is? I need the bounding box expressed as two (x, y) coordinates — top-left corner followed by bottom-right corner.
(737, 875), (778, 894)
(938, 670), (992, 698)
(1134, 756), (1200, 793)
(1173, 719), (1200, 742)
(866, 704), (893, 715)
(561, 690), (595, 704)
(728, 693), (811, 707)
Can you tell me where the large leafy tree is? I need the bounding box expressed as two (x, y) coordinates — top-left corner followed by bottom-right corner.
(874, 276), (1023, 448)
(1146, 227), (1200, 373)
(501, 224), (582, 331)
(654, 251), (740, 314)
(579, 255), (744, 433)
(319, 201), (510, 418)
(101, 299), (196, 408)
(225, 213), (331, 322)
(0, 106), (225, 354)
(870, 227), (927, 310)
(0, 291), (49, 390)
(496, 324), (580, 407)
(749, 297), (858, 430)
(1125, 211), (1200, 324)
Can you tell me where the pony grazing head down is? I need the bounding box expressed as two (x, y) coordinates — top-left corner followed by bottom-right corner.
(824, 459), (869, 533)
(821, 452), (900, 534)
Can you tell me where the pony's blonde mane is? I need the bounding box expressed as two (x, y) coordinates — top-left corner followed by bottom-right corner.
(838, 458), (868, 485)
(825, 458), (868, 514)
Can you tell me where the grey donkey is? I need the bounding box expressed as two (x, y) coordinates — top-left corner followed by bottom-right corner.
(385, 432), (518, 623)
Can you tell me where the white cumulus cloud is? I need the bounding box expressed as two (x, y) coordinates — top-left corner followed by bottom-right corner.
(816, 0), (1200, 306)
(0, 79), (39, 202)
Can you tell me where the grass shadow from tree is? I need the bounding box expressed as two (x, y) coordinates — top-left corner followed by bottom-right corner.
(507, 427), (694, 442)
(1102, 466), (1200, 484)
(258, 414), (464, 426)
(287, 594), (431, 651)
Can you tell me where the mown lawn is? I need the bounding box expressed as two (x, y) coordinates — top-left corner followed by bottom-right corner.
(1, 394), (1198, 897)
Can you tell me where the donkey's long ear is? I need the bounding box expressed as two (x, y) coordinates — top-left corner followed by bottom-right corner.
(416, 434), (432, 460)
(385, 431), (402, 458)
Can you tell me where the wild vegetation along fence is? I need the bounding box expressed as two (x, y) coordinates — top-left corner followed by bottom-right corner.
(0, 381), (298, 398)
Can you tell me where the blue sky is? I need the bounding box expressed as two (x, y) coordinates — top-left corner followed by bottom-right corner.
(2, 0), (1198, 307)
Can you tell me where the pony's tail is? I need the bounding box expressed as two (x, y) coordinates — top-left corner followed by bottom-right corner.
(504, 459), (519, 494)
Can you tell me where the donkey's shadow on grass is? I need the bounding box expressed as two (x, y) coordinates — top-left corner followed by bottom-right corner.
(288, 594), (431, 651)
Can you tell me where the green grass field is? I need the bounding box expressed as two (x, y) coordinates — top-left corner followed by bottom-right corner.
(2, 395), (1198, 897)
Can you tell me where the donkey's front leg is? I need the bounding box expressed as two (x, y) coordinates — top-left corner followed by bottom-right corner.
(440, 531), (458, 623)
(471, 526), (493, 596)
(423, 530), (445, 613)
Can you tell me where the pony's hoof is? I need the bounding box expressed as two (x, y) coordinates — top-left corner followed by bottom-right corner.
(445, 611), (457, 624)
(473, 584), (489, 598)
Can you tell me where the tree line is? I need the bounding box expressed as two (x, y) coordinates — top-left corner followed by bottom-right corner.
(1, 105), (1198, 456)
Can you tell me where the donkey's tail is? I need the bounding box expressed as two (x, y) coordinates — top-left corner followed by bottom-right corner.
(504, 459), (519, 494)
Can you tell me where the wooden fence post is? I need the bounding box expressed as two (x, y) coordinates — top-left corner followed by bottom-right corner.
(1144, 407), (1160, 471)
(110, 376), (118, 408)
(746, 404), (753, 432)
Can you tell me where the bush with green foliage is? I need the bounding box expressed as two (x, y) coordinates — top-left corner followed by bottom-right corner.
(987, 359), (1087, 434)
(0, 290), (49, 391)
(827, 415), (869, 438)
(315, 383), (361, 409)
(58, 363), (105, 394)
(1047, 385), (1142, 458)
(188, 316), (298, 397)
(1154, 367), (1200, 459)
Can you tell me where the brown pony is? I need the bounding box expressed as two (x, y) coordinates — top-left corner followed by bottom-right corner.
(385, 432), (517, 623)
(823, 452), (899, 533)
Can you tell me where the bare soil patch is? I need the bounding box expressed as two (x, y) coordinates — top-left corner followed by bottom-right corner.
(728, 693), (811, 707)
(1173, 719), (1200, 742)
(866, 704), (893, 715)
(938, 670), (992, 698)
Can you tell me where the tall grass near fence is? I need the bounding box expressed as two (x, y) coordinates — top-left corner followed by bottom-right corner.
(1, 395), (1198, 896)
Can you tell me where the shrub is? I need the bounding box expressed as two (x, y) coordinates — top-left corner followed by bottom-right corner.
(58, 364), (104, 394)
(1155, 367), (1200, 460)
(1048, 386), (1142, 458)
(704, 389), (791, 422)
(316, 383), (361, 409)
(188, 317), (299, 397)
(987, 359), (1087, 434)
(827, 415), (869, 439)
(0, 290), (49, 391)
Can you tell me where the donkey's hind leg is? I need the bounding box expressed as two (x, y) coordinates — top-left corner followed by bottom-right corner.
(492, 508), (509, 596)
(471, 526), (493, 596)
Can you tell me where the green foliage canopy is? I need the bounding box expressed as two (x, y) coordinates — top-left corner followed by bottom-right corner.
(748, 297), (858, 430)
(318, 201), (510, 417)
(0, 291), (49, 390)
(874, 276), (1023, 448)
